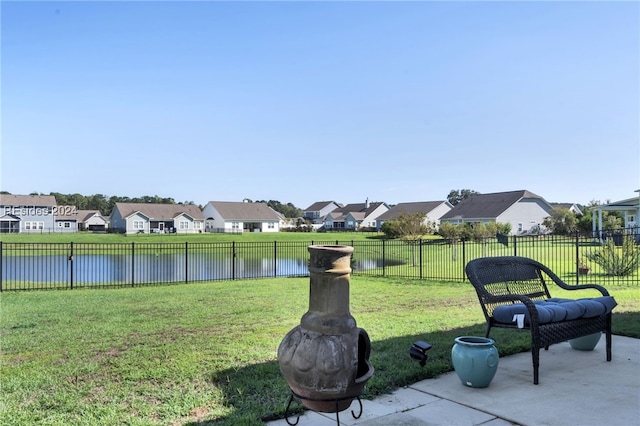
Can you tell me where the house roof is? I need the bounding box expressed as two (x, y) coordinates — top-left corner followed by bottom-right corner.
(440, 190), (548, 220)
(114, 203), (204, 221)
(590, 194), (640, 212)
(376, 201), (449, 221)
(326, 202), (388, 222)
(304, 201), (341, 211)
(206, 201), (281, 221)
(54, 206), (80, 221)
(76, 210), (107, 222)
(332, 202), (386, 216)
(0, 194), (57, 207)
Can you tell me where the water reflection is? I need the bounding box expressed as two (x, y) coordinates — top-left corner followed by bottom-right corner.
(2, 254), (380, 286)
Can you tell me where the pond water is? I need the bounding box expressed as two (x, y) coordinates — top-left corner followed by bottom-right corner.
(1, 253), (388, 286)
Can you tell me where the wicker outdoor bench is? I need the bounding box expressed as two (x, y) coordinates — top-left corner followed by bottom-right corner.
(465, 256), (617, 384)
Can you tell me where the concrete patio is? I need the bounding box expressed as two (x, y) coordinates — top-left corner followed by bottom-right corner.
(267, 335), (640, 426)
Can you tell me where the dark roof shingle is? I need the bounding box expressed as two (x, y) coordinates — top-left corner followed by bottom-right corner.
(440, 190), (545, 219)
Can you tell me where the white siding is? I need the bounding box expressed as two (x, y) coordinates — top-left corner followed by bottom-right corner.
(362, 204), (390, 229)
(202, 203), (226, 232)
(498, 199), (552, 235)
(126, 212), (149, 234)
(84, 215), (108, 228)
(427, 203), (453, 228)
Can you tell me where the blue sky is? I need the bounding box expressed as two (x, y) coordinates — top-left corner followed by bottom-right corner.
(2, 1), (638, 209)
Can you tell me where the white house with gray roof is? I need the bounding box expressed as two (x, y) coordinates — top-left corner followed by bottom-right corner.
(376, 201), (454, 230)
(110, 202), (204, 234)
(202, 201), (281, 233)
(439, 190), (554, 235)
(75, 210), (109, 232)
(303, 201), (342, 224)
(323, 199), (389, 230)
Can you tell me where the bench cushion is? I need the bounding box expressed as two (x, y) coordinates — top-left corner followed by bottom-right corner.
(493, 296), (617, 326)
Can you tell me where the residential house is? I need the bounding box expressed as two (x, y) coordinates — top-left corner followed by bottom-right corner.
(110, 203), (204, 234)
(76, 210), (109, 232)
(0, 194), (57, 233)
(376, 201), (454, 230)
(323, 199), (389, 230)
(303, 201), (342, 224)
(202, 201), (281, 233)
(590, 190), (640, 240)
(439, 190), (554, 235)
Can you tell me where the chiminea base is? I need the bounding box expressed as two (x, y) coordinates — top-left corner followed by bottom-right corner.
(284, 388), (364, 426)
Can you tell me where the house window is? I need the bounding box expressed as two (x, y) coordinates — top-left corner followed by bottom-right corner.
(133, 220), (144, 230)
(58, 222), (63, 227)
(268, 222), (274, 229)
(194, 222), (202, 229)
(25, 222), (31, 230)
(179, 221), (189, 230)
(64, 222), (70, 228)
(232, 222), (240, 229)
(517, 223), (523, 233)
(38, 222), (44, 230)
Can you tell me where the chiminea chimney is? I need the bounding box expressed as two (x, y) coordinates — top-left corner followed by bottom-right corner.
(277, 245), (374, 414)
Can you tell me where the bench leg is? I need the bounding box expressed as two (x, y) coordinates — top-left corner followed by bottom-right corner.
(531, 329), (540, 385)
(532, 347), (540, 385)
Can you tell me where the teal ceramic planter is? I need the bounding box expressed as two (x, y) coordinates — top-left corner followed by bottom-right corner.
(451, 336), (499, 388)
(569, 332), (602, 351)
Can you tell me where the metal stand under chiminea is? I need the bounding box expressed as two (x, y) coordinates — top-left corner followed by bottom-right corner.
(277, 245), (374, 426)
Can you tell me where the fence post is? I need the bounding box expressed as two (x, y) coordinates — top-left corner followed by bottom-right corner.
(185, 241), (189, 284)
(69, 242), (74, 290)
(131, 242), (135, 287)
(419, 239), (423, 280)
(232, 241), (236, 280)
(462, 239), (466, 280)
(382, 239), (386, 276)
(575, 231), (580, 285)
(273, 241), (277, 277)
(1, 241), (3, 292)
(512, 235), (517, 256)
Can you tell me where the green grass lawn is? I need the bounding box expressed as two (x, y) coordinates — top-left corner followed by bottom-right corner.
(0, 231), (385, 244)
(2, 276), (638, 425)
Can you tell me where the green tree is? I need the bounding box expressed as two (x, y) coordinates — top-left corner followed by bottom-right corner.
(542, 208), (578, 235)
(447, 189), (479, 206)
(438, 222), (465, 261)
(397, 212), (433, 266)
(380, 220), (401, 239)
(381, 212), (432, 240)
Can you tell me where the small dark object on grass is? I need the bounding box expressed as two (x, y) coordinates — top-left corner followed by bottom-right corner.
(410, 341), (432, 367)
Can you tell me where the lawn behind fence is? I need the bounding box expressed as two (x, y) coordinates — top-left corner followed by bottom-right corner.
(0, 231), (386, 244)
(1, 276), (639, 425)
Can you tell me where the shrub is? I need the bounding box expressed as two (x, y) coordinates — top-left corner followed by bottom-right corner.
(585, 235), (640, 276)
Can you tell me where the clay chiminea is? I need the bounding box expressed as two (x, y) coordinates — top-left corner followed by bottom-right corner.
(277, 245), (374, 413)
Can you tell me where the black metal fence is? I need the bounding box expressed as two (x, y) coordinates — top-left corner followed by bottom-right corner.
(1, 233), (638, 291)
